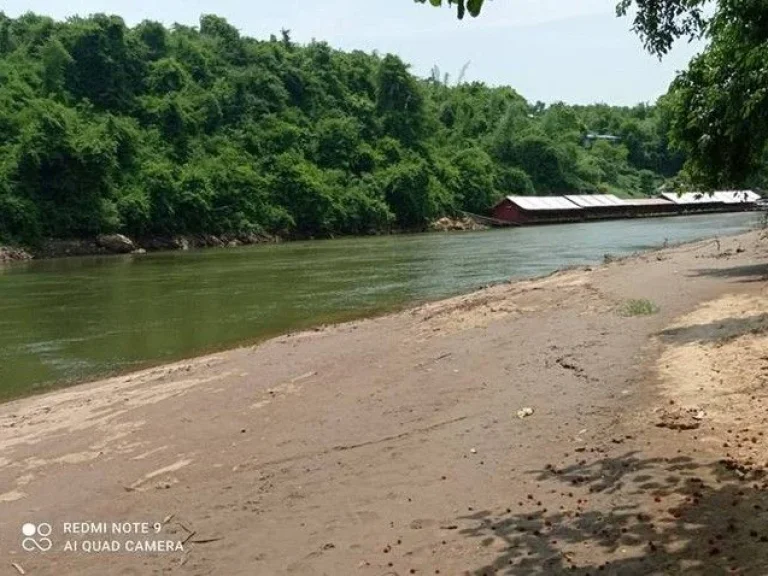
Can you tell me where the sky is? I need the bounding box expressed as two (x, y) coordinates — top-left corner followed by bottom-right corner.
(2, 0), (703, 106)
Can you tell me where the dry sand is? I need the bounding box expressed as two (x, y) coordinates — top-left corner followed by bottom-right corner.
(2, 230), (768, 575)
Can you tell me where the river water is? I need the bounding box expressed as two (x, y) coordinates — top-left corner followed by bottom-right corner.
(0, 212), (760, 400)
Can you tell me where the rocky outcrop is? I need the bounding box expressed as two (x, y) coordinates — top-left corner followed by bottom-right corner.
(37, 239), (102, 258)
(174, 236), (190, 251)
(139, 233), (278, 252)
(96, 234), (136, 254)
(139, 237), (181, 251)
(22, 232), (281, 259)
(430, 216), (488, 232)
(0, 246), (33, 263)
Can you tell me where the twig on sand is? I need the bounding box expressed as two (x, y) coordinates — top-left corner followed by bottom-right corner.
(176, 520), (198, 545)
(11, 562), (25, 575)
(416, 352), (453, 369)
(177, 521), (194, 534)
(189, 536), (223, 544)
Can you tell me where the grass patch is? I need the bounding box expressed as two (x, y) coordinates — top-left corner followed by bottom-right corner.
(619, 298), (659, 317)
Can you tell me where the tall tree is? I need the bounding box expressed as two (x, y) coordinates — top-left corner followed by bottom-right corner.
(376, 54), (427, 148)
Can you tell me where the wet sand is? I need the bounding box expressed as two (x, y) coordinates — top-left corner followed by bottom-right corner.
(2, 230), (768, 575)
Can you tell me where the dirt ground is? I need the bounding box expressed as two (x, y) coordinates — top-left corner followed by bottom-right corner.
(2, 230), (768, 575)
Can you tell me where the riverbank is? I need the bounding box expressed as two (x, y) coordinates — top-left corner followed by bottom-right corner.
(0, 217), (486, 262)
(0, 245), (33, 262)
(2, 230), (768, 575)
(0, 231), (282, 261)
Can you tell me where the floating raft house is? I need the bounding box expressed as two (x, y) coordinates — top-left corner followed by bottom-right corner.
(491, 191), (760, 226)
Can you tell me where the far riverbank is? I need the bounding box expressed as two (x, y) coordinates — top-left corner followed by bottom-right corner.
(0, 217), (486, 262)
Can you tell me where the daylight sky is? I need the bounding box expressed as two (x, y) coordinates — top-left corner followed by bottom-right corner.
(2, 0), (703, 105)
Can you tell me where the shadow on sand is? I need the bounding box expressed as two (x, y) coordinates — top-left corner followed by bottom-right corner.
(690, 263), (768, 283)
(656, 313), (768, 346)
(459, 452), (768, 575)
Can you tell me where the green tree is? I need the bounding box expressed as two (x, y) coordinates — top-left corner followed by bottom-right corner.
(497, 135), (571, 193)
(495, 166), (535, 196)
(40, 38), (73, 97)
(135, 20), (167, 60)
(332, 178), (394, 234)
(451, 148), (499, 213)
(0, 182), (40, 243)
(268, 152), (335, 236)
(60, 15), (145, 111)
(14, 101), (120, 237)
(376, 55), (426, 148)
(664, 3), (768, 187)
(147, 58), (191, 94)
(314, 116), (361, 170)
(617, 0), (767, 187)
(383, 158), (437, 228)
(616, 0), (709, 57)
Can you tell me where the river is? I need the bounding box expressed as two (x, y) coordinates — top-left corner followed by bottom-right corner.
(0, 212), (760, 400)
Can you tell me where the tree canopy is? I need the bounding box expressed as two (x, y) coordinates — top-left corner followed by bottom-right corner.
(616, 0), (768, 188)
(419, 0), (767, 189)
(414, 0), (487, 19)
(661, 1), (768, 188)
(616, 0), (711, 57)
(416, 0), (710, 49)
(0, 13), (679, 245)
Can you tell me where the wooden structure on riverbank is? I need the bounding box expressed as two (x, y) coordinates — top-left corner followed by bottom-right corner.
(491, 191), (760, 226)
(461, 211), (520, 227)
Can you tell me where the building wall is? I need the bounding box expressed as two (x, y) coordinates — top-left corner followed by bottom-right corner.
(492, 200), (584, 224)
(492, 200), (528, 224)
(580, 207), (629, 220)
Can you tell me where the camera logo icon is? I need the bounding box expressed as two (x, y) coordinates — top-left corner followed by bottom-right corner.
(21, 523), (53, 552)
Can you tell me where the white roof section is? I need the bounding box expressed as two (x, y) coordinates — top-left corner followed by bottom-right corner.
(506, 196), (582, 211)
(624, 198), (675, 206)
(660, 192), (722, 205)
(564, 194), (627, 208)
(661, 190), (760, 205)
(711, 190), (760, 203)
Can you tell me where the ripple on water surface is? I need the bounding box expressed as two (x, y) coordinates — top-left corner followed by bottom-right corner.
(0, 211), (759, 399)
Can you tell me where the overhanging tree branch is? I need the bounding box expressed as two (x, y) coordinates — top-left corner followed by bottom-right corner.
(414, 0), (487, 19)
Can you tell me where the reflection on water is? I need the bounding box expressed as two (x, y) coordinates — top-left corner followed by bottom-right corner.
(0, 212), (759, 399)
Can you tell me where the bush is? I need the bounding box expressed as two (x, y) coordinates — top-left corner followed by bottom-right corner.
(619, 299), (659, 317)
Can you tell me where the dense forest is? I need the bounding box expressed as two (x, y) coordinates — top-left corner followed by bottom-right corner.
(427, 0), (768, 192)
(0, 13), (684, 246)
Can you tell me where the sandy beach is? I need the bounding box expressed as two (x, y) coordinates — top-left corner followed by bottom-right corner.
(2, 230), (768, 575)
